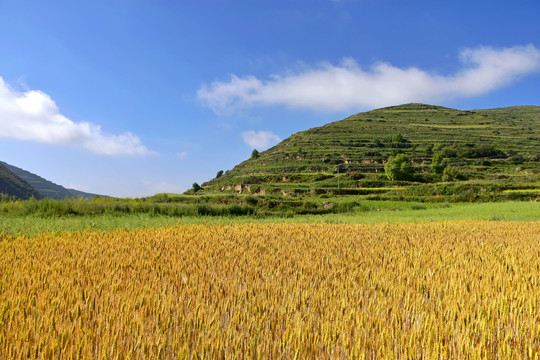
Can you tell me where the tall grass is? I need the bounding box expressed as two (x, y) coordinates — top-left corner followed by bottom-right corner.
(0, 198), (257, 217)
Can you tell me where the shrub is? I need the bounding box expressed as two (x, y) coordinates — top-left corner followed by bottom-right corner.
(442, 167), (463, 182)
(441, 147), (458, 158)
(348, 171), (365, 180)
(461, 145), (505, 159)
(385, 154), (415, 181)
(389, 133), (411, 148)
(510, 155), (525, 165)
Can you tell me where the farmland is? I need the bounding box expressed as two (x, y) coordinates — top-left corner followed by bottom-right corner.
(1, 222), (539, 358)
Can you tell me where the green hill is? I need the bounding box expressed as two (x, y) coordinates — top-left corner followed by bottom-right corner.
(0, 162), (41, 200)
(203, 104), (540, 201)
(0, 161), (103, 199)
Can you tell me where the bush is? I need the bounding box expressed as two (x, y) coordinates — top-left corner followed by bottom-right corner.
(442, 167), (463, 182)
(441, 147), (458, 158)
(347, 171), (365, 180)
(461, 145), (505, 159)
(390, 133), (411, 148)
(385, 154), (415, 181)
(245, 196), (259, 206)
(510, 155), (525, 164)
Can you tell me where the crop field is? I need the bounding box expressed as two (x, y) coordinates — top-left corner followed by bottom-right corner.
(1, 222), (539, 358)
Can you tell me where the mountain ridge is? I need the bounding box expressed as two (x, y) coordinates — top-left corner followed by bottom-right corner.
(0, 161), (104, 199)
(0, 162), (42, 200)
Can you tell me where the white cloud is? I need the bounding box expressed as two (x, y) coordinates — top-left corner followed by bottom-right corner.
(241, 130), (281, 150)
(0, 77), (154, 155)
(176, 151), (189, 159)
(198, 45), (540, 113)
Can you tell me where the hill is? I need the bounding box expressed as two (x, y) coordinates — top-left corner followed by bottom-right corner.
(203, 103), (540, 201)
(0, 161), (103, 199)
(66, 188), (104, 199)
(0, 162), (42, 200)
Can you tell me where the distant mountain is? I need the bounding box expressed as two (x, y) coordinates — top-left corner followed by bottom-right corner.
(203, 103), (540, 198)
(0, 162), (41, 199)
(0, 161), (104, 199)
(2, 161), (74, 199)
(66, 188), (104, 199)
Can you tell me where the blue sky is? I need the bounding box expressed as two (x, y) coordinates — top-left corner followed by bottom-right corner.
(0, 0), (539, 197)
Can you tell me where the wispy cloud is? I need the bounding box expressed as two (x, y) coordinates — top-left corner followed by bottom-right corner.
(241, 130), (281, 150)
(176, 151), (190, 159)
(198, 45), (540, 113)
(0, 77), (154, 155)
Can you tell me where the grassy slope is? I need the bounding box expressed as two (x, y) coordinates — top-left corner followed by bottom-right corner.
(203, 104), (540, 199)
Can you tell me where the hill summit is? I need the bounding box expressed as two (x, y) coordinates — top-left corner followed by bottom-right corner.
(203, 103), (540, 200)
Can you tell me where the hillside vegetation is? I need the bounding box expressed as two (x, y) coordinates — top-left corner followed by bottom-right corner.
(203, 104), (540, 201)
(0, 162), (41, 200)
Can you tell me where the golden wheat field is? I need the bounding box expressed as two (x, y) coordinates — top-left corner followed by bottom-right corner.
(0, 222), (539, 359)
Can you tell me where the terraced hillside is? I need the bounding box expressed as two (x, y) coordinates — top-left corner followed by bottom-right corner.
(203, 104), (540, 200)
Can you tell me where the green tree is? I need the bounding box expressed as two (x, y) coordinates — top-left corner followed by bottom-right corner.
(251, 149), (260, 159)
(430, 154), (448, 175)
(385, 154), (414, 181)
(192, 182), (201, 192)
(216, 170), (224, 179)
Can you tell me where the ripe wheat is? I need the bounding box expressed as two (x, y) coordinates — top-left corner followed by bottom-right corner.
(0, 222), (539, 358)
